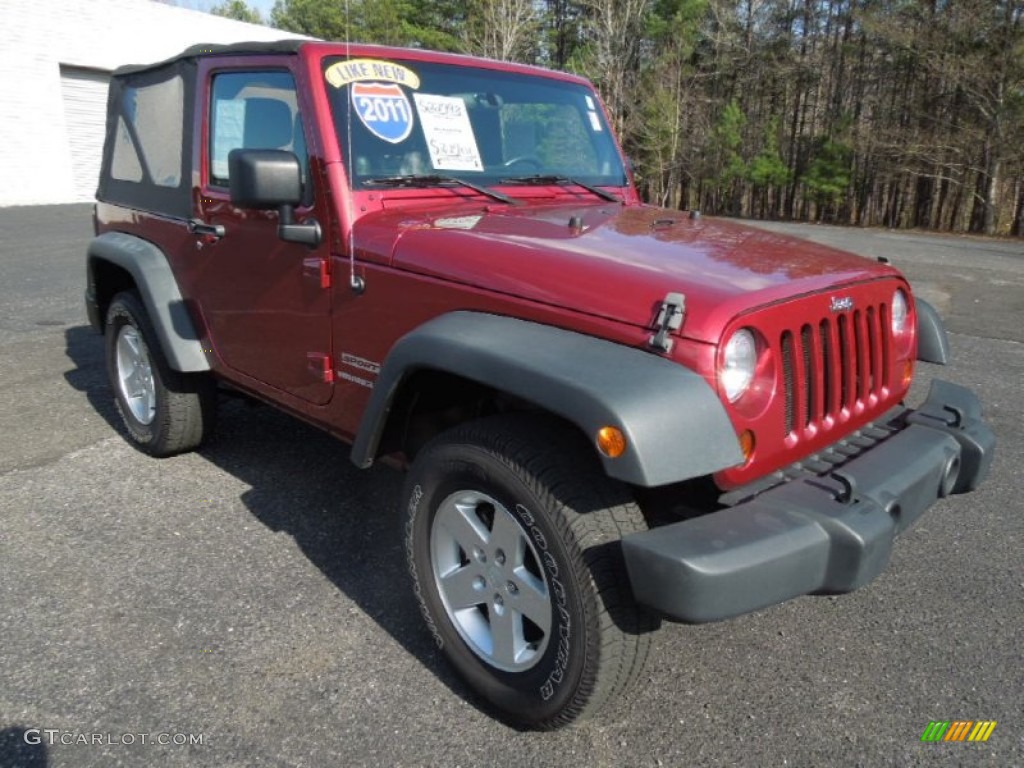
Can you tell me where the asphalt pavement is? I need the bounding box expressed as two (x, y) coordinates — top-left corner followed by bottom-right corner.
(1, 206), (1021, 767)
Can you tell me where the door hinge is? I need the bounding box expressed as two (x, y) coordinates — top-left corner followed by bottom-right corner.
(649, 292), (686, 353)
(302, 255), (331, 289)
(307, 353), (334, 383)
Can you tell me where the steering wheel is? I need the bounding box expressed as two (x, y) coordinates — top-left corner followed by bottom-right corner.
(502, 155), (543, 171)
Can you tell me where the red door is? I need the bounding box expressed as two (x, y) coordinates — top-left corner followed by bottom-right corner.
(194, 62), (333, 406)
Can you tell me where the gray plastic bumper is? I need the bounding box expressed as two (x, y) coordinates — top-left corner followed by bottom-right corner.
(621, 380), (996, 623)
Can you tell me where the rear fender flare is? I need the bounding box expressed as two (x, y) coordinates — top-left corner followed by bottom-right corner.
(350, 312), (744, 487)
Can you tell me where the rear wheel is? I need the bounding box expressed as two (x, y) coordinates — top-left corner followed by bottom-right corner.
(105, 291), (216, 456)
(403, 414), (657, 729)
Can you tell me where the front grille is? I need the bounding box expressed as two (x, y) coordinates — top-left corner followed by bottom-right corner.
(780, 304), (890, 437)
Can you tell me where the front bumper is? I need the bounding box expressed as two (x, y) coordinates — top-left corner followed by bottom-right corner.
(621, 380), (996, 623)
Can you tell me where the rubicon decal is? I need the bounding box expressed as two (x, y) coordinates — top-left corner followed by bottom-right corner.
(920, 720), (997, 742)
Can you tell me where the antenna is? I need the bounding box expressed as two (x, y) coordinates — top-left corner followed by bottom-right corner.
(344, 0), (365, 294)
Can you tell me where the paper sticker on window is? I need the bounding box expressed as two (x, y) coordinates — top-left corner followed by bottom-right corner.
(213, 100), (246, 178)
(585, 95), (595, 110)
(413, 94), (483, 172)
(352, 82), (415, 144)
(326, 59), (421, 90)
(587, 111), (603, 132)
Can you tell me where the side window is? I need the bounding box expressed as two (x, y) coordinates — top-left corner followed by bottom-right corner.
(112, 75), (184, 186)
(208, 70), (310, 197)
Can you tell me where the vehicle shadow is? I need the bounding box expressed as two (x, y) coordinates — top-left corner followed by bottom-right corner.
(0, 726), (49, 767)
(61, 325), (490, 721)
(63, 325), (121, 431)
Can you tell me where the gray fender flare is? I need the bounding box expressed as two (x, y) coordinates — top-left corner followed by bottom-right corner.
(916, 298), (950, 365)
(87, 232), (209, 372)
(350, 312), (743, 487)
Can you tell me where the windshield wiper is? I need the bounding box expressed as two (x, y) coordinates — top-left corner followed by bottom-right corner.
(365, 174), (518, 205)
(499, 174), (621, 203)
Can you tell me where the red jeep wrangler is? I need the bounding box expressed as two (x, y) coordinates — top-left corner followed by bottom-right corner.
(86, 40), (995, 728)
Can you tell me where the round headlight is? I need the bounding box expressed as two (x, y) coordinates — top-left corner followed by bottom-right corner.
(721, 329), (757, 402)
(892, 289), (909, 335)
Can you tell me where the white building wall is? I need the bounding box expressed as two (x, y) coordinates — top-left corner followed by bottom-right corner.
(0, 0), (305, 206)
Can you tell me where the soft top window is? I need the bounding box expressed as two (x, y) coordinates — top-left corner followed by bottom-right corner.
(114, 76), (184, 187)
(98, 61), (194, 218)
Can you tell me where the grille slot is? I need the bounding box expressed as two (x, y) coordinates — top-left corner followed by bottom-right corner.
(853, 310), (864, 399)
(838, 315), (850, 407)
(781, 330), (795, 435)
(781, 301), (888, 437)
(819, 319), (833, 414)
(801, 324), (813, 427)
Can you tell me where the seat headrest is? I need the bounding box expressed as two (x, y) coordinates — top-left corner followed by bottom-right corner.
(243, 98), (293, 149)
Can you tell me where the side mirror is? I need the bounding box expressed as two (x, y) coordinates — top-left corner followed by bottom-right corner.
(228, 149), (302, 208)
(228, 149), (321, 247)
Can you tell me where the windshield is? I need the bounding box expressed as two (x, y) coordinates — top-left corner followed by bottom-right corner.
(322, 56), (627, 190)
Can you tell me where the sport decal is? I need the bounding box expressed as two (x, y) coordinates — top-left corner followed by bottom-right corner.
(351, 82), (415, 144)
(325, 59), (421, 90)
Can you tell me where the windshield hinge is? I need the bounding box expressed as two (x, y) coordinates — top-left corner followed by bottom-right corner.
(649, 292), (686, 353)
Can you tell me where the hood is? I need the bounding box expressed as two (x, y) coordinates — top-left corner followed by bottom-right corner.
(354, 203), (901, 343)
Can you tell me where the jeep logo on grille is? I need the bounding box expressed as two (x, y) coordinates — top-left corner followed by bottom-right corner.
(830, 296), (854, 312)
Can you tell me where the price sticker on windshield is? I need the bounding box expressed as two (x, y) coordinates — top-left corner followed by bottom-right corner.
(413, 93), (483, 172)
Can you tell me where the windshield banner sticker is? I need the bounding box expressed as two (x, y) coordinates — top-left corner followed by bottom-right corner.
(351, 83), (415, 144)
(412, 94), (483, 172)
(325, 59), (421, 90)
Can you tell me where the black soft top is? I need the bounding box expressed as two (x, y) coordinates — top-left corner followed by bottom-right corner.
(114, 39), (307, 77)
(101, 39), (316, 217)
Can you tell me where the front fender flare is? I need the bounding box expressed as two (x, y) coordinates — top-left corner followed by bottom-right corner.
(351, 312), (743, 487)
(915, 298), (950, 365)
(87, 232), (209, 372)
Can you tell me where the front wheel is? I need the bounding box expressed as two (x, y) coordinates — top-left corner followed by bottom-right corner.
(403, 415), (657, 729)
(105, 291), (216, 457)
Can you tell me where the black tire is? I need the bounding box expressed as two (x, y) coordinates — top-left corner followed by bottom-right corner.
(403, 414), (658, 729)
(105, 291), (216, 457)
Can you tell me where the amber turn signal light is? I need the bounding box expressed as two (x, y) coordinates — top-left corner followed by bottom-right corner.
(738, 429), (756, 462)
(902, 359), (914, 387)
(596, 426), (627, 458)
